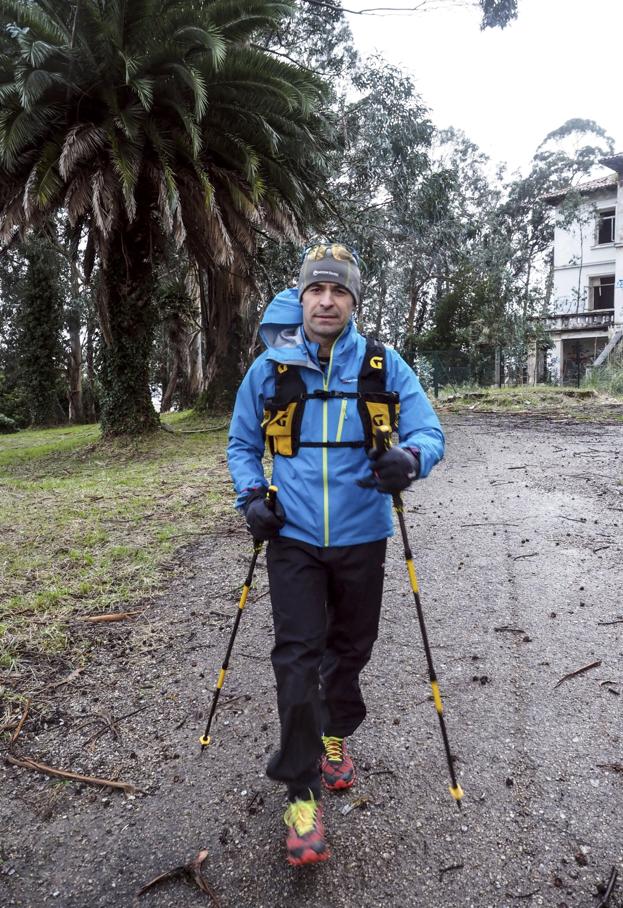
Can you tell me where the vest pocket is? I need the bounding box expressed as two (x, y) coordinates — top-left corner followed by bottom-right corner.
(262, 402), (299, 456)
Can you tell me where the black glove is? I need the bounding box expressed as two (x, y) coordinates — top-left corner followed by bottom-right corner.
(364, 446), (420, 494)
(243, 487), (286, 540)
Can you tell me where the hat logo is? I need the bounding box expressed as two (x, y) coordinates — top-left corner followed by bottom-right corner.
(312, 269), (339, 278)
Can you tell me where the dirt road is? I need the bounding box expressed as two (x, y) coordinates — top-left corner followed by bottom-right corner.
(2, 413), (622, 908)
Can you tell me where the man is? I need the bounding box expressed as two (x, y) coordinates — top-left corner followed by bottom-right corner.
(228, 243), (444, 865)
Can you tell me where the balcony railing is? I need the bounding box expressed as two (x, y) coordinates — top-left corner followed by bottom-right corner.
(539, 310), (615, 332)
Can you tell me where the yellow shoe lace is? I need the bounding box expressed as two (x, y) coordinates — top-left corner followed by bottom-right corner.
(322, 735), (344, 763)
(283, 797), (319, 835)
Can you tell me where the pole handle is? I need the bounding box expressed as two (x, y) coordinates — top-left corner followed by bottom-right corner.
(375, 425), (392, 455)
(266, 485), (278, 511)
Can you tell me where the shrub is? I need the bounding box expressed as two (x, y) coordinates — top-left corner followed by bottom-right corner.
(0, 413), (18, 433)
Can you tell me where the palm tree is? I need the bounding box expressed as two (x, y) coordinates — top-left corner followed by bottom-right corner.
(0, 0), (329, 434)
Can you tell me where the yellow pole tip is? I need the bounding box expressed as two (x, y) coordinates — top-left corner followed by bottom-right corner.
(449, 784), (464, 801)
(199, 735), (211, 747)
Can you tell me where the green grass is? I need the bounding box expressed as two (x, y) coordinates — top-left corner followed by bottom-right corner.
(583, 363), (623, 398)
(0, 413), (232, 674)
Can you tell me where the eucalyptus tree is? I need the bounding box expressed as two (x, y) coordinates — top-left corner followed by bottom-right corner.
(0, 0), (330, 434)
(317, 57), (433, 339)
(497, 118), (615, 326)
(297, 0), (518, 31)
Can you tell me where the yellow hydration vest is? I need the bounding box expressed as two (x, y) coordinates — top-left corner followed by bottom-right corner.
(262, 337), (400, 457)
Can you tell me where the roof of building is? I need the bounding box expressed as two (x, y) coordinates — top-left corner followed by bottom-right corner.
(601, 153), (623, 175)
(544, 173), (618, 205)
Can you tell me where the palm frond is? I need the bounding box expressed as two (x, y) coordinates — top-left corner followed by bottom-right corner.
(91, 167), (118, 237)
(160, 98), (201, 157)
(118, 50), (141, 82)
(0, 103), (60, 168)
(64, 167), (93, 225)
(59, 123), (108, 178)
(154, 61), (207, 121)
(22, 139), (62, 220)
(0, 83), (20, 106)
(205, 0), (293, 43)
(113, 102), (146, 141)
(130, 76), (155, 111)
(15, 66), (64, 110)
(171, 25), (226, 68)
(109, 131), (141, 221)
(0, 183), (25, 243)
(0, 1), (68, 44)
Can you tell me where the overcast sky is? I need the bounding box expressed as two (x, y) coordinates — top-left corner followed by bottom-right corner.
(346, 0), (623, 174)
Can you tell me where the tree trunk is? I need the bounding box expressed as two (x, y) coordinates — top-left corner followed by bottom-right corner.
(160, 358), (179, 413)
(98, 216), (159, 436)
(374, 277), (387, 337)
(67, 258), (84, 424)
(185, 267), (204, 404)
(83, 309), (98, 423)
(195, 267), (249, 413)
(67, 309), (84, 423)
(20, 237), (65, 427)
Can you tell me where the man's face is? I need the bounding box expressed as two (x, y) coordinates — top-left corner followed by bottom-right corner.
(300, 282), (355, 347)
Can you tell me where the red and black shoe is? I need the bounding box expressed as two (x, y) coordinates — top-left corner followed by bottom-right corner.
(284, 794), (330, 866)
(321, 735), (355, 791)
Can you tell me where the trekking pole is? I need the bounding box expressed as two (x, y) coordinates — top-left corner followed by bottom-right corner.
(199, 485), (278, 752)
(375, 427), (464, 809)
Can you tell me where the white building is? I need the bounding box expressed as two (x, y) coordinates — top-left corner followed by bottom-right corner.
(538, 154), (623, 384)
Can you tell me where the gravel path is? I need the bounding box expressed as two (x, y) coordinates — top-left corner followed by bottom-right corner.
(2, 413), (622, 908)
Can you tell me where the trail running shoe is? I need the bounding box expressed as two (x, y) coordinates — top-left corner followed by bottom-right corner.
(321, 735), (355, 791)
(284, 795), (329, 866)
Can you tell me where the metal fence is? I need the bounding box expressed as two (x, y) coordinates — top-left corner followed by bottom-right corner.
(409, 349), (506, 396)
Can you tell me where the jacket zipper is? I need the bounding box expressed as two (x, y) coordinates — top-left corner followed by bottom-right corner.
(322, 328), (345, 547)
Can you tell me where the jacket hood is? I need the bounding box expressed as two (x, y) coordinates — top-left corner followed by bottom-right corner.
(259, 288), (302, 349)
(260, 287), (301, 329)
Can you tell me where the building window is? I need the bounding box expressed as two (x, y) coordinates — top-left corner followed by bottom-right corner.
(589, 275), (615, 310)
(596, 208), (615, 245)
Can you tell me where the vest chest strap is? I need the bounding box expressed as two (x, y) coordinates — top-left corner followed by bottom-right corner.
(262, 337), (400, 457)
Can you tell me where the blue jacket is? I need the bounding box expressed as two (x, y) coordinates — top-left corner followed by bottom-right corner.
(228, 288), (445, 548)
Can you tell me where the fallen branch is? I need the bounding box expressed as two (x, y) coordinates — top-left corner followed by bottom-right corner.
(10, 699), (30, 746)
(160, 423), (228, 435)
(494, 626), (526, 634)
(0, 719), (18, 734)
(76, 611), (141, 623)
(5, 754), (140, 795)
(597, 762), (623, 774)
(597, 866), (618, 908)
(513, 552), (539, 561)
(42, 667), (84, 691)
(137, 849), (221, 904)
(460, 522), (519, 528)
(554, 660), (602, 689)
(439, 862), (464, 879)
(598, 618), (623, 626)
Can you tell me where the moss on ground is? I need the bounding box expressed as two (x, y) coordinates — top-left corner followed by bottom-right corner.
(0, 413), (231, 673)
(435, 385), (623, 420)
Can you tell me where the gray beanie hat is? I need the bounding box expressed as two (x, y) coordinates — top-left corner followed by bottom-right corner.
(298, 243), (361, 306)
